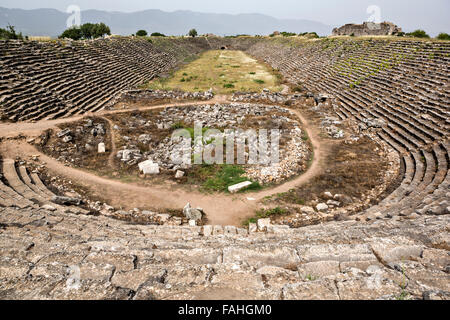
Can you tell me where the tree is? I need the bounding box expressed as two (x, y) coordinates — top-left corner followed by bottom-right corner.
(0, 25), (24, 40)
(80, 23), (95, 39)
(59, 23), (111, 40)
(188, 29), (198, 38)
(437, 33), (450, 40)
(60, 26), (82, 40)
(136, 30), (148, 37)
(406, 30), (430, 38)
(151, 32), (166, 37)
(93, 23), (111, 38)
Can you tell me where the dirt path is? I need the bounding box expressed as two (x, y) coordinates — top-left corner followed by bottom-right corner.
(98, 116), (118, 169)
(0, 97), (226, 139)
(0, 97), (327, 226)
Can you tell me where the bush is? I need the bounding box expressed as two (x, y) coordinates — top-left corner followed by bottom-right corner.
(136, 30), (148, 37)
(280, 31), (297, 37)
(151, 32), (166, 37)
(299, 32), (319, 39)
(406, 30), (430, 38)
(0, 25), (24, 40)
(306, 32), (319, 39)
(59, 22), (111, 40)
(188, 29), (198, 38)
(437, 33), (450, 40)
(60, 27), (82, 40)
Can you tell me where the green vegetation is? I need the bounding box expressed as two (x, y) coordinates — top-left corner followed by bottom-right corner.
(280, 32), (297, 37)
(269, 31), (319, 38)
(60, 23), (111, 40)
(145, 50), (283, 94)
(406, 29), (430, 38)
(189, 29), (198, 38)
(189, 164), (260, 193)
(0, 25), (24, 40)
(396, 265), (410, 300)
(151, 32), (166, 37)
(299, 32), (320, 39)
(136, 30), (148, 37)
(437, 33), (450, 40)
(243, 207), (289, 226)
(305, 274), (318, 281)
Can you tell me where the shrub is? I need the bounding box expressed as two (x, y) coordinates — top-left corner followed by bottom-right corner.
(136, 30), (148, 37)
(0, 25), (24, 40)
(300, 32), (319, 39)
(151, 32), (166, 37)
(437, 33), (450, 40)
(223, 83), (235, 88)
(188, 29), (198, 38)
(253, 79), (265, 84)
(281, 31), (297, 37)
(406, 30), (430, 38)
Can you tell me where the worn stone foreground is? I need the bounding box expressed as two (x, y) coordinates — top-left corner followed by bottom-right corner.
(0, 205), (448, 300)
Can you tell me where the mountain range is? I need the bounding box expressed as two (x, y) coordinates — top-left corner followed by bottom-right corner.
(0, 7), (332, 37)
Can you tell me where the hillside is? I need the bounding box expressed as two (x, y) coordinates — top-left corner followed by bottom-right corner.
(0, 7), (332, 37)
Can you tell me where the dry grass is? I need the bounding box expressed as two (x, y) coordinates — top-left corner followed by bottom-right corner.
(265, 136), (389, 207)
(145, 50), (283, 94)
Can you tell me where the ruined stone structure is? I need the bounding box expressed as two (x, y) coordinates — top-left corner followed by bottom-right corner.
(332, 22), (403, 36)
(0, 37), (449, 300)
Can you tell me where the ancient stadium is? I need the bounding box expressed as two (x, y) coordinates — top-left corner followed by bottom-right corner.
(0, 28), (449, 300)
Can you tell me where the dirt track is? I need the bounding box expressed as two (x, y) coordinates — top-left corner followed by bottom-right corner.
(0, 96), (326, 226)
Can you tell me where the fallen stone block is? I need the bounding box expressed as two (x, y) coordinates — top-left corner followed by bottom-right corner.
(228, 181), (252, 193)
(183, 203), (203, 221)
(257, 218), (271, 231)
(57, 129), (71, 138)
(41, 204), (57, 211)
(98, 143), (106, 153)
(316, 203), (329, 212)
(51, 196), (82, 206)
(138, 160), (159, 175)
(175, 170), (185, 179)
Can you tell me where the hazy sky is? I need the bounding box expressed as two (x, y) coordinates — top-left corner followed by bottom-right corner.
(1, 0), (449, 33)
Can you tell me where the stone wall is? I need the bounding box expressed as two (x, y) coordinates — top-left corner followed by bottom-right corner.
(332, 22), (403, 36)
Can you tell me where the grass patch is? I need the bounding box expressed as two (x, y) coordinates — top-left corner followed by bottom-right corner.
(203, 165), (261, 193)
(243, 206), (289, 226)
(188, 164), (261, 193)
(144, 50), (283, 94)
